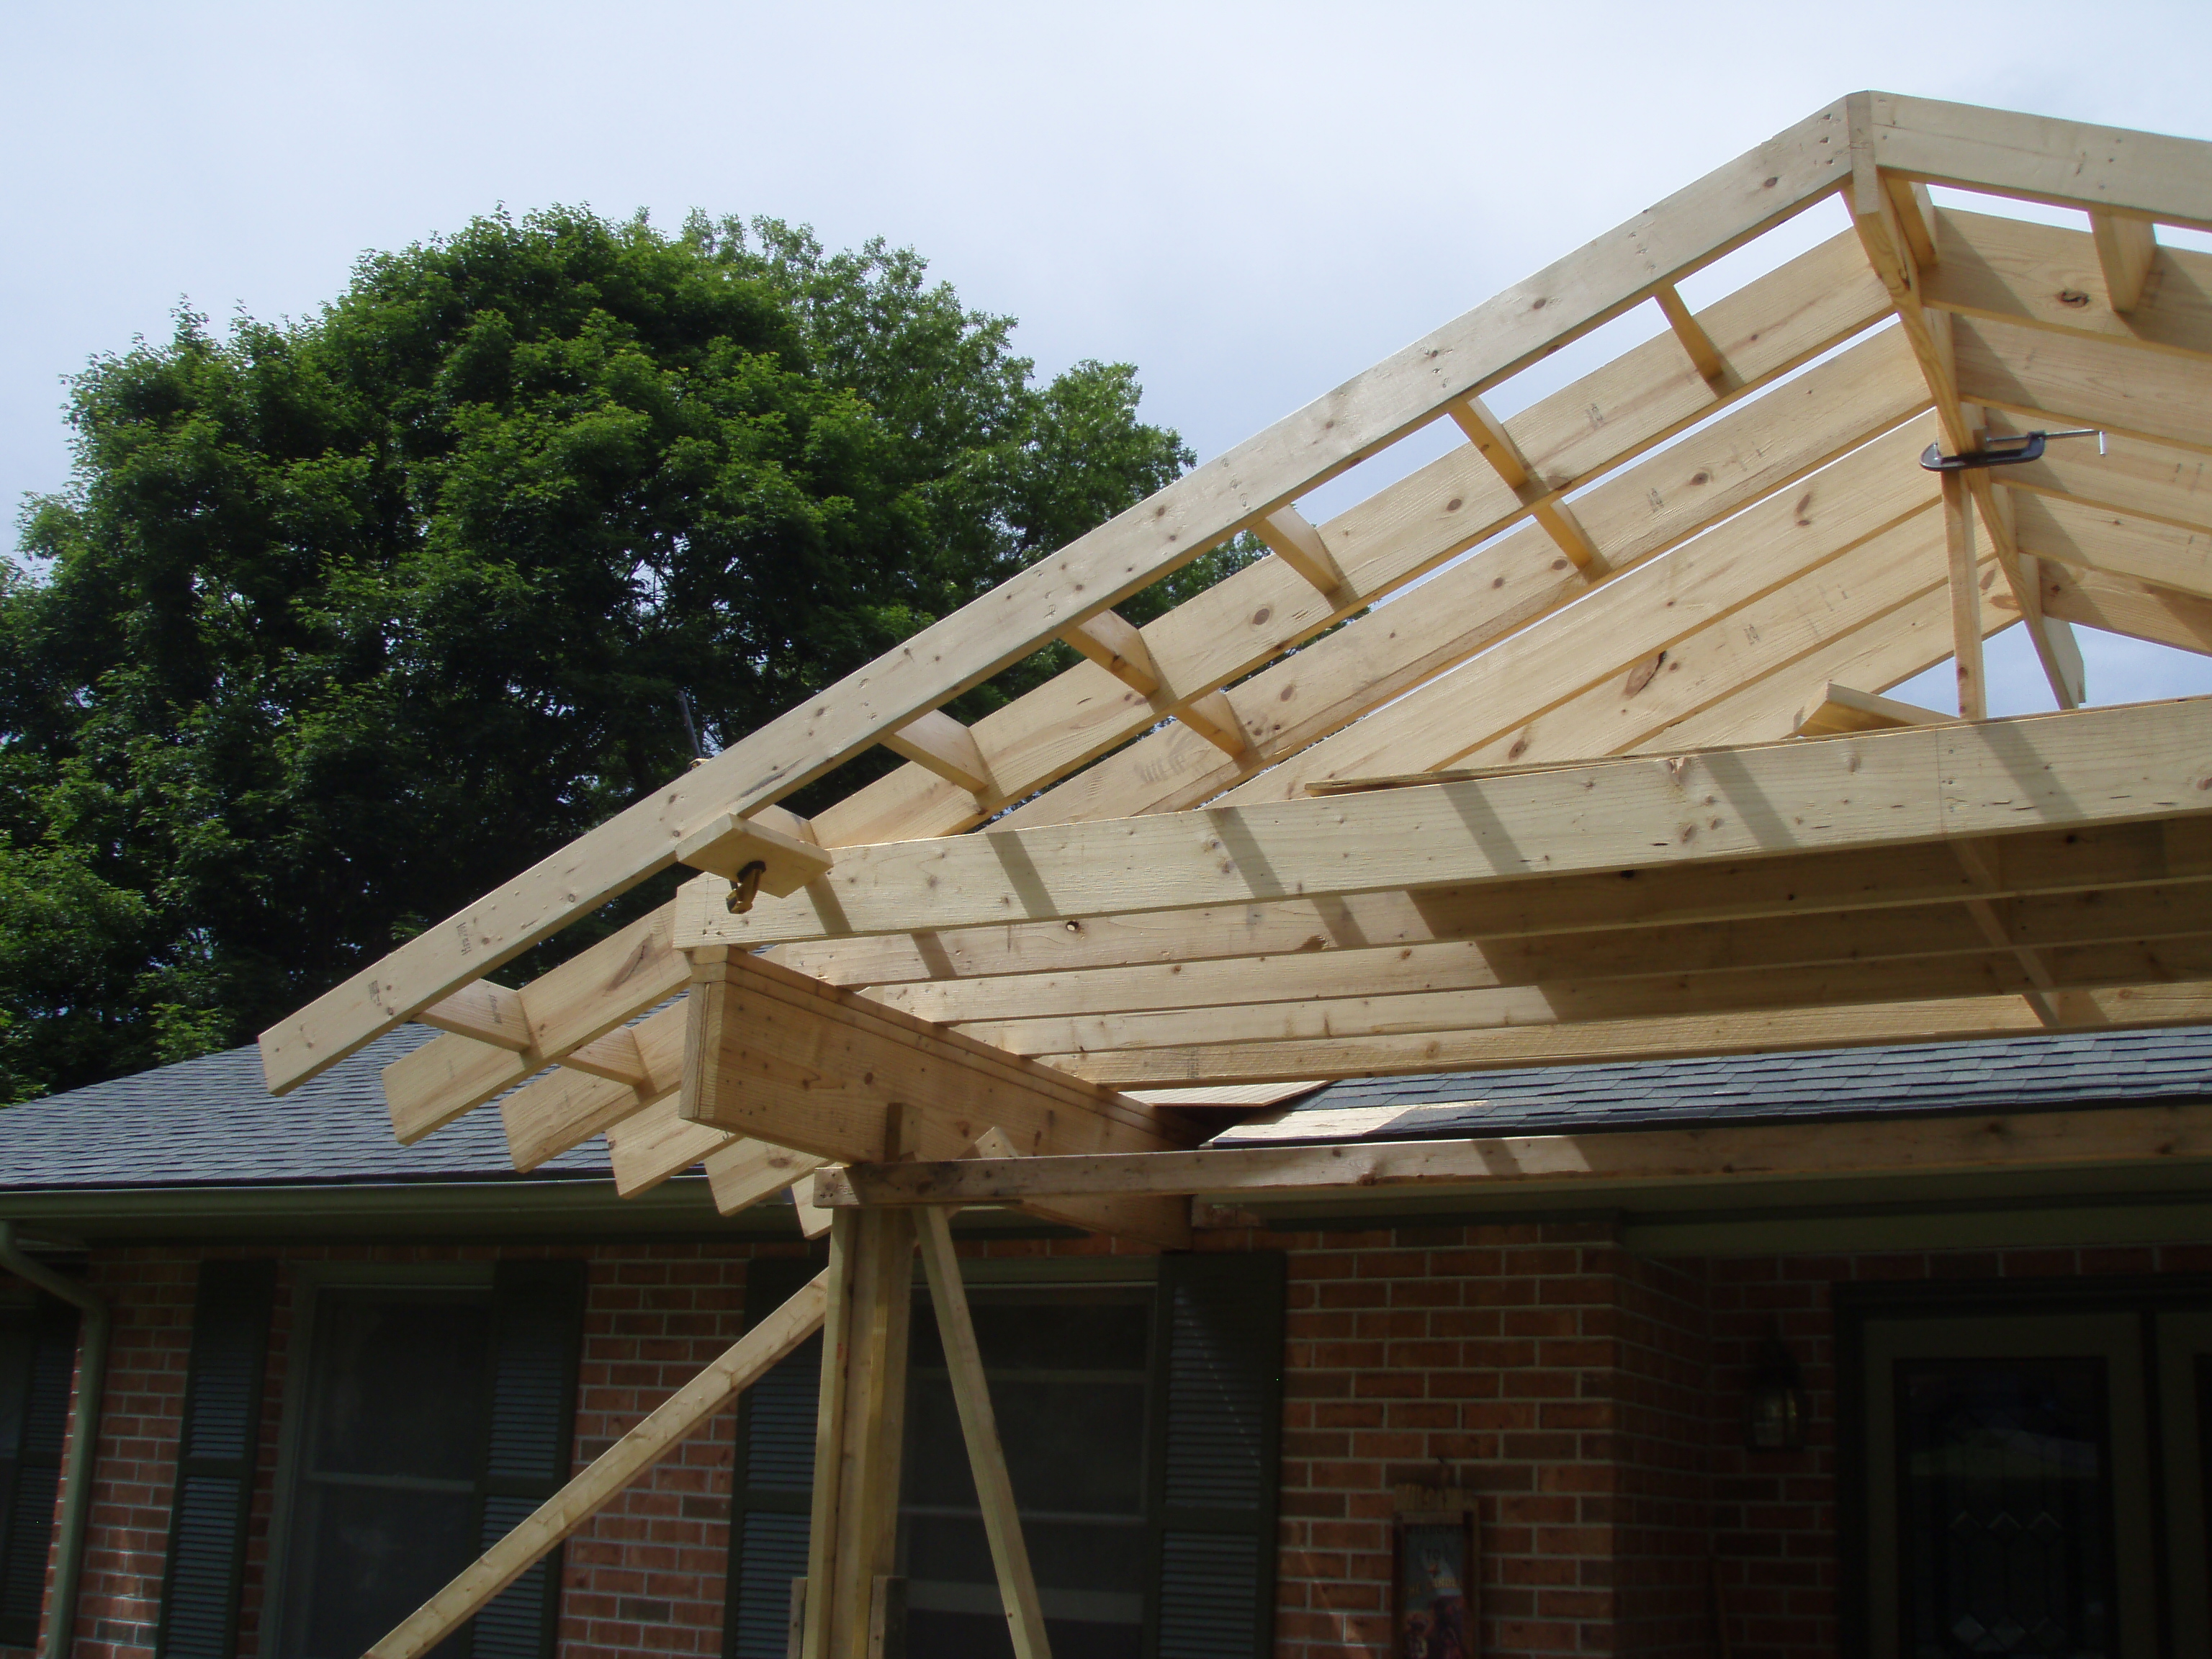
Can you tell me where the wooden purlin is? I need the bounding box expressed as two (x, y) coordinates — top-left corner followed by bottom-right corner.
(375, 230), (1911, 1139)
(683, 698), (2212, 950)
(819, 1102), (2212, 1209)
(785, 819), (2212, 992)
(1038, 981), (2212, 1088)
(2036, 560), (2212, 656)
(262, 96), (1858, 1096)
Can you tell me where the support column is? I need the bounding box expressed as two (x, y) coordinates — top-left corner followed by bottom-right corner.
(801, 1201), (917, 1659)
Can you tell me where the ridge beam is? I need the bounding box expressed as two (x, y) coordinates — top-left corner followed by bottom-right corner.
(2090, 212), (2160, 315)
(1445, 393), (1611, 577)
(884, 710), (997, 802)
(1654, 284), (1737, 395)
(1059, 611), (1161, 694)
(1253, 506), (1350, 598)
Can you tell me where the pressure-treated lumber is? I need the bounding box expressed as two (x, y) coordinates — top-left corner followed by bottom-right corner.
(2090, 213), (2160, 315)
(1943, 471), (1987, 719)
(914, 1205), (1054, 1659)
(961, 1128), (1192, 1250)
(262, 96), (1856, 1094)
(968, 932), (2212, 1060)
(863, 884), (2208, 1028)
(1923, 210), (2211, 364)
(369, 230), (1907, 1138)
(804, 1206), (917, 1659)
(679, 949), (1184, 1166)
(818, 1102), (2212, 1208)
(782, 817), (2212, 994)
(367, 1272), (829, 1659)
(2036, 559), (2212, 655)
(1038, 980), (2212, 1087)
(1792, 684), (1955, 738)
(685, 694), (2212, 954)
(704, 1138), (833, 1218)
(2009, 493), (2212, 600)
(1852, 93), (2212, 234)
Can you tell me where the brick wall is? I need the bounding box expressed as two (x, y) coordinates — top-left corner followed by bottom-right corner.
(12, 1230), (2212, 1659)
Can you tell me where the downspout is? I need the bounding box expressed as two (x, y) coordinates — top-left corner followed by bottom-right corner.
(0, 1223), (109, 1659)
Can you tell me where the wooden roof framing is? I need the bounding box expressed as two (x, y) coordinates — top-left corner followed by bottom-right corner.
(257, 92), (2212, 1232)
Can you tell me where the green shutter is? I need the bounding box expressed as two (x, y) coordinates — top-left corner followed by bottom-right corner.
(468, 1260), (588, 1659)
(0, 1295), (81, 1647)
(1148, 1251), (1285, 1659)
(157, 1259), (277, 1659)
(724, 1256), (824, 1659)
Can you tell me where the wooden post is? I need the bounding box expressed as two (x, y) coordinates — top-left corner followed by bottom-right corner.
(1942, 469), (1985, 719)
(802, 1202), (917, 1659)
(916, 1205), (1055, 1659)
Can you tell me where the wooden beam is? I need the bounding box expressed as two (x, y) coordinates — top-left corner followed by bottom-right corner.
(1954, 313), (2212, 458)
(704, 1138), (832, 1218)
(865, 884), (2210, 1028)
(416, 981), (532, 1051)
(966, 1128), (1191, 1250)
(996, 320), (1927, 837)
(680, 950), (1187, 1167)
(1987, 423), (2212, 538)
(1215, 414), (1943, 802)
(971, 934), (2212, 1060)
(1253, 506), (1348, 596)
(1653, 283), (1735, 392)
(2091, 212), (2160, 315)
(367, 1273), (829, 1659)
(882, 710), (997, 801)
(261, 96), (1855, 1094)
(370, 239), (1906, 1143)
(2036, 559), (2212, 656)
(1038, 980), (2212, 1088)
(494, 1000), (686, 1170)
(914, 1205), (1055, 1659)
(804, 1204), (917, 1659)
(686, 698), (2212, 951)
(1176, 691), (1249, 757)
(2009, 493), (2212, 601)
(780, 818), (2212, 991)
(1058, 611), (1161, 694)
(1951, 838), (2063, 1026)
(1943, 469), (1987, 719)
(1793, 683), (1955, 738)
(1446, 392), (1610, 575)
(1854, 93), (2212, 234)
(1924, 209), (2210, 364)
(608, 1091), (731, 1195)
(820, 1102), (2212, 1208)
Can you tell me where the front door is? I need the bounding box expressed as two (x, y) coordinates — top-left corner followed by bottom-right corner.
(1856, 1298), (2212, 1658)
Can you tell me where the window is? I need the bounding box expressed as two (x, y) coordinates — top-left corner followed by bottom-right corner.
(727, 1253), (1285, 1659)
(261, 1264), (585, 1659)
(1843, 1282), (2212, 1659)
(0, 1295), (78, 1648)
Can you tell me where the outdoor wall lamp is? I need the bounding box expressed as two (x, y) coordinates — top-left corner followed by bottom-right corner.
(1745, 1331), (1809, 1452)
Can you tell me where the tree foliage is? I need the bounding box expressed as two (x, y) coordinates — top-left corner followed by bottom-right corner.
(3, 207), (1226, 1098)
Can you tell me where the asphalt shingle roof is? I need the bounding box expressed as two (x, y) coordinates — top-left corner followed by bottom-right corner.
(0, 1027), (610, 1191)
(6, 1022), (2211, 1191)
(1219, 1025), (2212, 1145)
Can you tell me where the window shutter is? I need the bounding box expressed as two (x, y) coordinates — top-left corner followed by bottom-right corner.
(156, 1259), (277, 1659)
(724, 1257), (822, 1659)
(0, 1295), (81, 1647)
(470, 1260), (588, 1659)
(1148, 1251), (1285, 1659)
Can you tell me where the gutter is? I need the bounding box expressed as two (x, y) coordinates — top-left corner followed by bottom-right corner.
(0, 1222), (107, 1659)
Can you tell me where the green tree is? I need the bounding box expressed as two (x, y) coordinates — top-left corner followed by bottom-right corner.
(4, 206), (1229, 1097)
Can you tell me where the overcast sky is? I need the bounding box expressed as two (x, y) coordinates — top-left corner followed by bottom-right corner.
(6, 1), (2208, 715)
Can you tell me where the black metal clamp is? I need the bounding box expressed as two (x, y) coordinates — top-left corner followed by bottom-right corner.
(1920, 428), (2104, 472)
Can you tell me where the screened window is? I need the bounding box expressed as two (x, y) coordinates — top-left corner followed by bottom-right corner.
(264, 1264), (585, 1659)
(726, 1253), (1285, 1659)
(0, 1298), (76, 1648)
